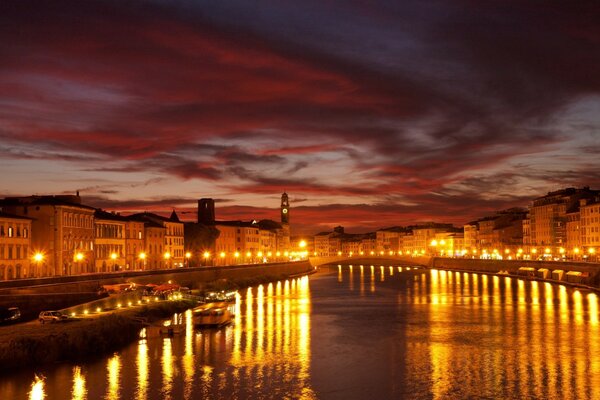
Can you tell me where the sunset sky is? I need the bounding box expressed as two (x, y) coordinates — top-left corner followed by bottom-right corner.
(1, 1), (599, 234)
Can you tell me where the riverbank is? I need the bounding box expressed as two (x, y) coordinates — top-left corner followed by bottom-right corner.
(0, 299), (195, 372)
(429, 265), (600, 294)
(0, 268), (316, 372)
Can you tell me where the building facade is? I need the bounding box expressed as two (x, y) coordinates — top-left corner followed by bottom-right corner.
(1, 195), (95, 277)
(0, 212), (32, 280)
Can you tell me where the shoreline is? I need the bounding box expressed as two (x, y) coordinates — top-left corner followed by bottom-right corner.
(0, 270), (315, 373)
(426, 266), (600, 294)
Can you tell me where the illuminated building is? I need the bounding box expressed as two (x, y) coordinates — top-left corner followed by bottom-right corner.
(527, 187), (597, 248)
(0, 212), (32, 280)
(1, 194), (95, 277)
(128, 212), (184, 268)
(94, 210), (126, 272)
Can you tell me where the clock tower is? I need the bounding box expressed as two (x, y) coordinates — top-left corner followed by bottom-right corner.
(280, 192), (291, 252)
(281, 192), (290, 225)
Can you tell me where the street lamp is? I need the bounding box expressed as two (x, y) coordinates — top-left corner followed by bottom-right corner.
(110, 252), (118, 271)
(185, 251), (191, 267)
(164, 252), (171, 269)
(32, 252), (45, 277)
(138, 252), (146, 270)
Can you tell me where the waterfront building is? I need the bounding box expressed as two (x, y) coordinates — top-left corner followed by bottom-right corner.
(341, 238), (361, 255)
(144, 221), (166, 269)
(194, 195), (291, 265)
(375, 227), (406, 253)
(257, 220), (280, 255)
(580, 196), (600, 260)
(472, 209), (526, 255)
(463, 222), (478, 253)
(359, 234), (376, 254)
(129, 212), (185, 268)
(314, 231), (332, 256)
(94, 210), (126, 272)
(125, 219), (145, 270)
(411, 223), (455, 255)
(1, 195), (95, 277)
(0, 212), (32, 280)
(527, 187), (598, 251)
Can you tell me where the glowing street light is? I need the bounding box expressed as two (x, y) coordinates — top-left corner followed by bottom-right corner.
(220, 252), (226, 259)
(185, 252), (191, 259)
(138, 252), (146, 260)
(164, 252), (171, 260)
(33, 252), (44, 262)
(110, 253), (118, 260)
(299, 240), (307, 249)
(75, 252), (84, 261)
(234, 252), (240, 258)
(203, 251), (211, 259)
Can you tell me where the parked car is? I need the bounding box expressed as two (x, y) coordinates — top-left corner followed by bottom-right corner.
(39, 311), (69, 324)
(0, 307), (21, 324)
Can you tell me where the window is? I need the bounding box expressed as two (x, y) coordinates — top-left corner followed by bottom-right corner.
(23, 228), (28, 238)
(8, 227), (13, 238)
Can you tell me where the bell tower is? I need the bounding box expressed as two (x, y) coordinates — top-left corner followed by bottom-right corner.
(280, 192), (291, 252)
(280, 192), (290, 225)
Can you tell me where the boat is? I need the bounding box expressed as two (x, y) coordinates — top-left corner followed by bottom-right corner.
(159, 321), (184, 336)
(204, 290), (237, 303)
(192, 302), (234, 327)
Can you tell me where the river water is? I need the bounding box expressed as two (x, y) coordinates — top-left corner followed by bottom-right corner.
(1, 265), (599, 399)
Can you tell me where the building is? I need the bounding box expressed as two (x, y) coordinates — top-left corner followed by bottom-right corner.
(0, 212), (32, 280)
(375, 227), (406, 253)
(360, 234), (376, 254)
(144, 221), (166, 269)
(94, 210), (127, 272)
(1, 195), (95, 277)
(125, 219), (145, 270)
(192, 194), (291, 265)
(410, 223), (455, 255)
(580, 196), (600, 260)
(463, 222), (478, 252)
(129, 212), (185, 268)
(279, 192), (291, 252)
(528, 187), (598, 250)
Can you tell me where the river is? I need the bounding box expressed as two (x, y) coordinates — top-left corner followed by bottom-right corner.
(1, 264), (599, 399)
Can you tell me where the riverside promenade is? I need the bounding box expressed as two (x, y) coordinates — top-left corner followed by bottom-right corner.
(309, 255), (600, 288)
(0, 261), (313, 320)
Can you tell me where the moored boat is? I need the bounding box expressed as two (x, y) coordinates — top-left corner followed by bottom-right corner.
(192, 302), (234, 327)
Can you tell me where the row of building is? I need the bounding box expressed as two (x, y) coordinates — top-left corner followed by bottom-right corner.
(313, 187), (600, 261)
(0, 193), (293, 281)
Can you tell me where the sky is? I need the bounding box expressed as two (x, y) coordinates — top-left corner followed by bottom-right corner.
(1, 1), (599, 234)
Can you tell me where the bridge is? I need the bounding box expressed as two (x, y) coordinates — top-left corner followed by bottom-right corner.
(308, 255), (431, 268)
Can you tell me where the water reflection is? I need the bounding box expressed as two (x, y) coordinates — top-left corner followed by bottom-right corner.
(9, 268), (600, 400)
(336, 265), (600, 400)
(28, 375), (44, 400)
(71, 367), (86, 400)
(106, 354), (121, 400)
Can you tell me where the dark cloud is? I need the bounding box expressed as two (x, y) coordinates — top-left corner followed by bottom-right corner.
(0, 0), (599, 233)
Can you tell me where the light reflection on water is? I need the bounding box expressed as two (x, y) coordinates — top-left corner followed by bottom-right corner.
(3, 268), (600, 399)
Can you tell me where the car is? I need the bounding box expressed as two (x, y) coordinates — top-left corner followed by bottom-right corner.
(39, 311), (69, 324)
(0, 307), (21, 324)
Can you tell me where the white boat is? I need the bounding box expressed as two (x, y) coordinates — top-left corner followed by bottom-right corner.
(192, 302), (234, 327)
